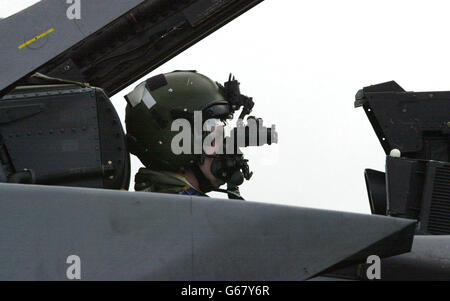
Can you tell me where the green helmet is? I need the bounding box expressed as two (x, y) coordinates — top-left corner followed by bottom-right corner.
(125, 71), (230, 171)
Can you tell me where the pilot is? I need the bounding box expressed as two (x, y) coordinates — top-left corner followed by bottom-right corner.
(125, 70), (275, 198)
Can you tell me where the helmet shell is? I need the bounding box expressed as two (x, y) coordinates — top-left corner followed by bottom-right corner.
(125, 71), (227, 170)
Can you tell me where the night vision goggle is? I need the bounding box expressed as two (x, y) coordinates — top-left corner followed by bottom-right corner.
(203, 75), (278, 199)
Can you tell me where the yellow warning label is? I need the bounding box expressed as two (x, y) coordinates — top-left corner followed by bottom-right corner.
(18, 28), (54, 50)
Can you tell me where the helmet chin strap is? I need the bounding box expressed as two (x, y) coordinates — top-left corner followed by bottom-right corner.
(213, 187), (244, 200)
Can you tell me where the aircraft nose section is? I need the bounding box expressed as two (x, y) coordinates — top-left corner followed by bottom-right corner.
(189, 198), (415, 280)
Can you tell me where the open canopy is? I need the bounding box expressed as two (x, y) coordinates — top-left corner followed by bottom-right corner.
(0, 0), (263, 97)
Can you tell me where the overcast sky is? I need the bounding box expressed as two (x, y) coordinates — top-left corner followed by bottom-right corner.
(3, 0), (450, 213)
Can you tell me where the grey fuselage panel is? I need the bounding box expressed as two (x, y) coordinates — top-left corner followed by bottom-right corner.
(0, 183), (415, 280)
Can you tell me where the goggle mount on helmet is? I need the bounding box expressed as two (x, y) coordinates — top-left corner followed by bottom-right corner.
(203, 74), (277, 200)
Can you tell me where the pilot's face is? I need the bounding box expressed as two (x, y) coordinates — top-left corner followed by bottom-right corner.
(199, 156), (225, 188)
(199, 122), (225, 188)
